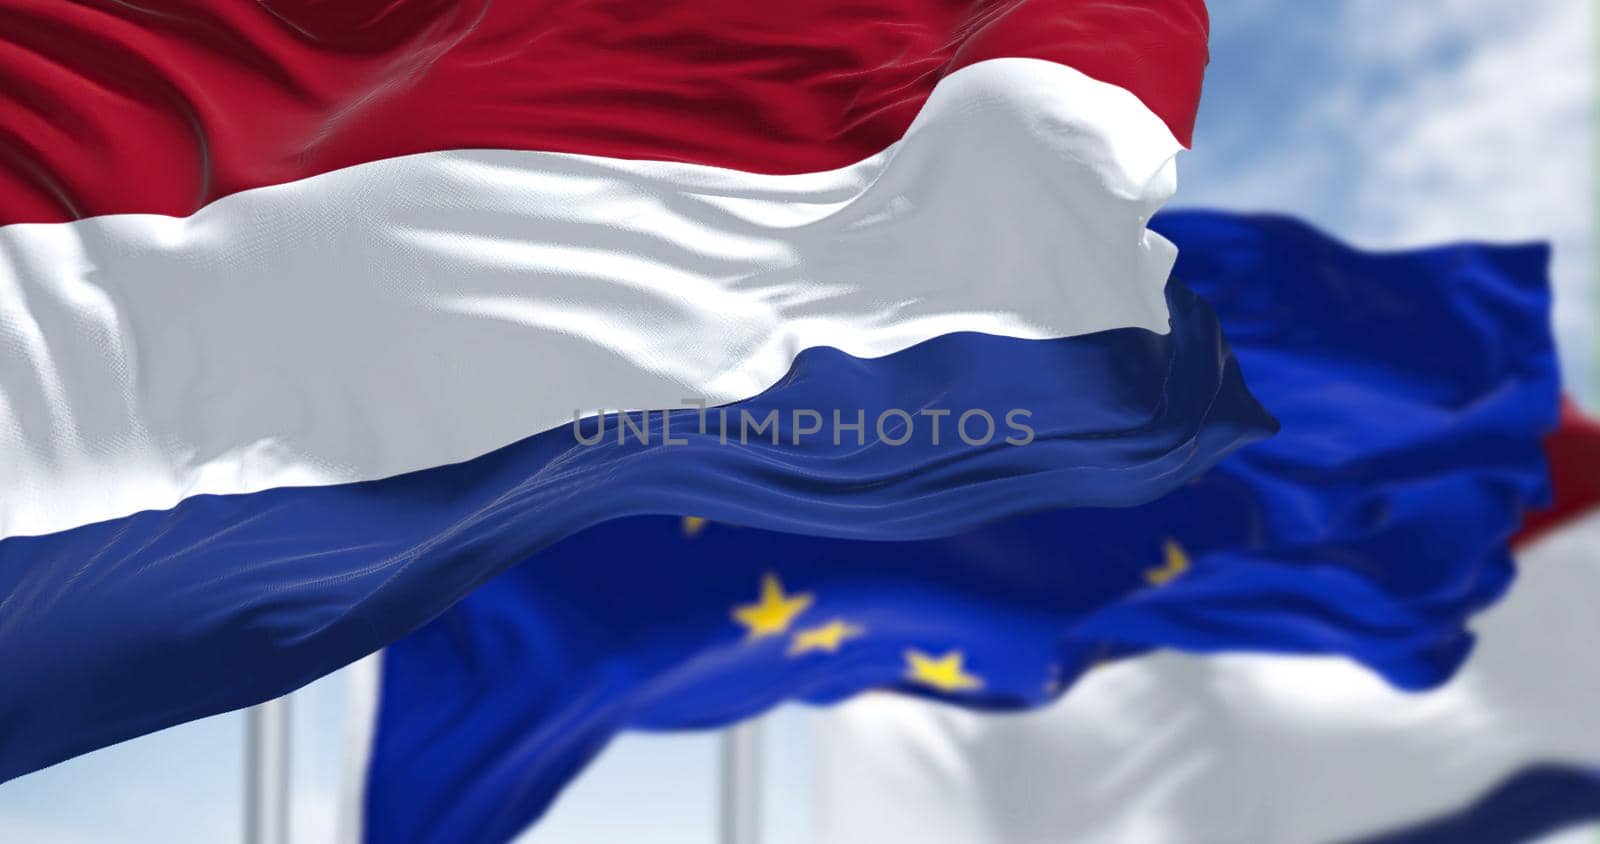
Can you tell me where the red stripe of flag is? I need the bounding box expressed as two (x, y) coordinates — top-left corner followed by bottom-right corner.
(1516, 398), (1600, 547)
(0, 0), (1207, 225)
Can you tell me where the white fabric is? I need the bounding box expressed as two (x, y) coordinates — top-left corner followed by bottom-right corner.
(815, 510), (1600, 844)
(0, 58), (1182, 541)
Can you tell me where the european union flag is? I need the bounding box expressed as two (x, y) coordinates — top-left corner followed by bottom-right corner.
(360, 213), (1560, 844)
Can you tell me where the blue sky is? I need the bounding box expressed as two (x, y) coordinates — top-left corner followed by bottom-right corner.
(1, 1), (1592, 841)
(1183, 0), (1594, 397)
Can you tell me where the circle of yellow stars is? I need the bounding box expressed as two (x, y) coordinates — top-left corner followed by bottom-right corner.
(727, 570), (981, 694)
(700, 515), (1192, 697)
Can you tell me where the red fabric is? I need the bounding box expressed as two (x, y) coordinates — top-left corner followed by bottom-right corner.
(1515, 399), (1600, 547)
(0, 0), (1208, 224)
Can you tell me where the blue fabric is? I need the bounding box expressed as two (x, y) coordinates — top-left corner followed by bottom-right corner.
(0, 277), (1267, 782)
(1348, 765), (1600, 844)
(363, 212), (1560, 844)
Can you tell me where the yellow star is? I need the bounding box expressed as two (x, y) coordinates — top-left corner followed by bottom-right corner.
(788, 619), (865, 656)
(904, 649), (983, 693)
(682, 516), (708, 537)
(1144, 538), (1190, 586)
(732, 572), (813, 640)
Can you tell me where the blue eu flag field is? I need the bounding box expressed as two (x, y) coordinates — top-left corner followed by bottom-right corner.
(362, 212), (1561, 844)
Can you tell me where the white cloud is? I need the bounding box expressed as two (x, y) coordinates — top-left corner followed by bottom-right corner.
(1184, 0), (1596, 399)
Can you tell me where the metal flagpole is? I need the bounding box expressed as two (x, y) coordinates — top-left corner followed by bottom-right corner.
(719, 721), (763, 844)
(244, 697), (291, 844)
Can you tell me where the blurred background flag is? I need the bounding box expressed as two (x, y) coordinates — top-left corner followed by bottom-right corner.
(0, 0), (1271, 784)
(815, 410), (1600, 844)
(354, 212), (1560, 844)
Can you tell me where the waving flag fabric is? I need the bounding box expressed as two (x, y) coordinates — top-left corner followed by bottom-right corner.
(0, 0), (1270, 785)
(356, 213), (1559, 843)
(816, 411), (1600, 844)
